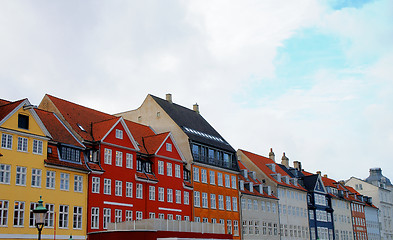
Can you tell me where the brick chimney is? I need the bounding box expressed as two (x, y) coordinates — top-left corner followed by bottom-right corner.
(193, 103), (199, 114)
(269, 148), (275, 162)
(293, 161), (302, 171)
(166, 93), (173, 103)
(281, 152), (289, 168)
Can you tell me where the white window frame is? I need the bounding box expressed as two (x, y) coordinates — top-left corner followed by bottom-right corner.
(45, 204), (54, 227)
(167, 189), (173, 203)
(136, 211), (143, 221)
(175, 164), (181, 178)
(103, 208), (111, 229)
(60, 173), (70, 191)
(136, 183), (143, 199)
(115, 151), (123, 167)
(218, 195), (224, 210)
(13, 201), (25, 227)
(226, 196), (232, 211)
(17, 137), (28, 152)
(92, 177), (100, 193)
(91, 207), (99, 229)
(158, 187), (165, 202)
(74, 175), (83, 192)
(1, 133), (12, 150)
(231, 175), (237, 189)
(0, 164), (11, 184)
(115, 180), (122, 196)
(73, 206), (82, 230)
(31, 168), (41, 188)
(210, 194), (216, 209)
(184, 191), (189, 205)
(210, 170), (215, 185)
(158, 161), (164, 175)
(46, 171), (55, 189)
(125, 210), (132, 221)
(104, 178), (111, 195)
(202, 192), (208, 208)
(232, 197), (238, 212)
(0, 200), (9, 226)
(115, 129), (123, 139)
(59, 205), (69, 229)
(104, 148), (112, 165)
(225, 174), (230, 188)
(166, 143), (172, 152)
(194, 191), (200, 207)
(15, 166), (27, 186)
(175, 190), (181, 204)
(115, 209), (122, 222)
(126, 153), (133, 169)
(126, 182), (133, 198)
(32, 139), (43, 155)
(149, 186), (155, 200)
(167, 162), (172, 176)
(193, 167), (199, 182)
(217, 172), (223, 186)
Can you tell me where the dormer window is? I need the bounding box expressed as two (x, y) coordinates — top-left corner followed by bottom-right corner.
(86, 150), (98, 162)
(136, 159), (142, 172)
(239, 180), (244, 191)
(242, 169), (248, 178)
(60, 146), (80, 163)
(249, 182), (253, 192)
(115, 129), (123, 139)
(258, 185), (263, 194)
(18, 114), (29, 130)
(266, 163), (276, 172)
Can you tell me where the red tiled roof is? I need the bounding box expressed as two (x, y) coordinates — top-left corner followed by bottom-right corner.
(35, 109), (84, 148)
(239, 149), (306, 191)
(145, 173), (158, 182)
(0, 99), (11, 106)
(0, 99), (25, 122)
(321, 176), (338, 188)
(135, 172), (148, 180)
(92, 117), (121, 141)
(46, 145), (89, 172)
(142, 132), (170, 154)
(124, 119), (155, 150)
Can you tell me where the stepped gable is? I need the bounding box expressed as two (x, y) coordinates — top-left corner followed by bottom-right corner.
(150, 95), (235, 153)
(0, 99), (25, 122)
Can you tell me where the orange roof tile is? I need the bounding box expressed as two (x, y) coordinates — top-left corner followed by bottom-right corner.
(0, 99), (25, 122)
(92, 117), (121, 141)
(0, 99), (11, 106)
(124, 119), (155, 149)
(142, 132), (170, 154)
(46, 145), (89, 172)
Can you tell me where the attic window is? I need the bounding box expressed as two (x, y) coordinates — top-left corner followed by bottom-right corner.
(157, 112), (160, 118)
(77, 123), (86, 132)
(166, 143), (172, 152)
(115, 129), (123, 139)
(18, 114), (29, 130)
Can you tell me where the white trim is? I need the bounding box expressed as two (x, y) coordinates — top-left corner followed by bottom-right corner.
(44, 162), (89, 174)
(101, 118), (140, 151)
(53, 113), (85, 148)
(154, 133), (186, 163)
(0, 234), (86, 239)
(0, 128), (50, 141)
(103, 201), (133, 208)
(158, 207), (182, 212)
(155, 155), (184, 164)
(101, 141), (138, 152)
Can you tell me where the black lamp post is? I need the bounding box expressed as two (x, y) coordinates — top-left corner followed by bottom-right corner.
(33, 196), (48, 240)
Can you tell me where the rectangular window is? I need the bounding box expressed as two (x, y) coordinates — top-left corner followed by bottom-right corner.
(92, 177), (100, 193)
(13, 201), (25, 226)
(193, 167), (199, 182)
(1, 133), (12, 149)
(158, 213), (165, 219)
(176, 215), (181, 221)
(17, 137), (28, 152)
(18, 114), (29, 129)
(158, 187), (165, 202)
(45, 204), (54, 227)
(126, 182), (133, 198)
(158, 161), (164, 175)
(125, 210), (132, 221)
(59, 205), (69, 228)
(60, 173), (70, 191)
(74, 175), (83, 192)
(226, 196), (232, 211)
(30, 203), (38, 227)
(115, 129), (123, 139)
(166, 143), (172, 152)
(104, 179), (111, 195)
(115, 209), (122, 222)
(167, 214), (173, 220)
(210, 170), (215, 185)
(201, 169), (207, 183)
(73, 206), (82, 229)
(175, 164), (181, 178)
(218, 195), (224, 210)
(136, 211), (142, 221)
(232, 197), (238, 212)
(231, 176), (237, 189)
(227, 220), (232, 234)
(0, 164), (11, 184)
(194, 191), (200, 207)
(176, 190), (181, 204)
(91, 207), (99, 229)
(31, 168), (41, 187)
(104, 148), (112, 164)
(167, 189), (173, 203)
(115, 180), (122, 196)
(210, 194), (216, 209)
(116, 151), (123, 167)
(103, 208), (111, 229)
(126, 153), (133, 169)
(167, 163), (172, 176)
(0, 200), (9, 226)
(217, 172), (223, 186)
(234, 220), (239, 236)
(136, 183), (143, 199)
(149, 212), (156, 219)
(15, 166), (27, 186)
(225, 174), (230, 188)
(149, 186), (155, 200)
(32, 140), (43, 154)
(184, 191), (189, 205)
(46, 171), (55, 190)
(202, 192), (208, 208)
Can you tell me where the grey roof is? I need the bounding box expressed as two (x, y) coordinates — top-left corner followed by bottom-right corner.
(365, 168), (392, 186)
(151, 95), (235, 153)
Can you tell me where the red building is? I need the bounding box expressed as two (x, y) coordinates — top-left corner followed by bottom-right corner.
(346, 186), (368, 240)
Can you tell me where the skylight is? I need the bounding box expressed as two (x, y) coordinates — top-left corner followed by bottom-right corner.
(77, 123), (86, 132)
(183, 127), (225, 143)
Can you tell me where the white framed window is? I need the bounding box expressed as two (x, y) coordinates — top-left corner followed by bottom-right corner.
(227, 220), (232, 234)
(176, 190), (181, 204)
(218, 195), (224, 210)
(60, 173), (70, 191)
(115, 151), (123, 167)
(32, 140), (43, 155)
(231, 175), (237, 189)
(149, 186), (155, 200)
(91, 207), (99, 229)
(31, 168), (41, 187)
(136, 183), (143, 199)
(167, 189), (173, 203)
(158, 161), (164, 175)
(203, 217), (208, 223)
(115, 129), (123, 139)
(184, 216), (190, 222)
(0, 200), (9, 226)
(74, 175), (83, 192)
(126, 153), (133, 169)
(184, 191), (189, 205)
(217, 172), (223, 186)
(210, 170), (215, 185)
(241, 199), (246, 210)
(104, 179), (111, 195)
(115, 180), (122, 196)
(202, 192), (208, 208)
(226, 196), (232, 211)
(0, 164), (11, 184)
(225, 174), (230, 188)
(125, 210), (132, 221)
(210, 194), (216, 209)
(1, 133), (12, 149)
(13, 201), (25, 226)
(175, 164), (181, 178)
(193, 167), (199, 182)
(92, 177), (100, 193)
(159, 213), (165, 219)
(167, 163), (172, 176)
(194, 191), (200, 207)
(15, 166), (27, 186)
(17, 137), (28, 152)
(103, 208), (111, 229)
(176, 215), (181, 221)
(46, 171), (55, 189)
(29, 202), (38, 227)
(104, 148), (112, 164)
(136, 211), (143, 220)
(232, 197), (238, 212)
(73, 206), (82, 229)
(167, 214), (173, 220)
(59, 205), (69, 229)
(126, 182), (133, 198)
(158, 187), (165, 202)
(166, 143), (172, 152)
(149, 212), (156, 219)
(45, 204), (54, 227)
(194, 217), (200, 222)
(115, 209), (122, 222)
(201, 169), (207, 183)
(234, 220), (239, 236)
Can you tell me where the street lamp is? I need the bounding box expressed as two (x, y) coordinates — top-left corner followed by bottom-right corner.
(33, 196), (48, 240)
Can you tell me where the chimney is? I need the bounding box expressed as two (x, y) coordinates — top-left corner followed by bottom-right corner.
(166, 93), (173, 103)
(323, 174), (328, 178)
(293, 161), (302, 171)
(316, 171), (321, 176)
(269, 148), (275, 162)
(193, 103), (199, 114)
(281, 152), (289, 168)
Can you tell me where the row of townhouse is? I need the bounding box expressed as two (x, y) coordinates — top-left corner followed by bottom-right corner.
(1, 93), (391, 240)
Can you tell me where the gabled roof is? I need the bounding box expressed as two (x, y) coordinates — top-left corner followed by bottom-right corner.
(0, 99), (25, 122)
(142, 132), (170, 155)
(92, 117), (121, 141)
(123, 119), (156, 152)
(150, 95), (235, 153)
(0, 99), (11, 106)
(302, 174), (326, 193)
(45, 145), (90, 172)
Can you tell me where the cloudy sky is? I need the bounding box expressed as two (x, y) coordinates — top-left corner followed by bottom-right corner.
(1, 0), (392, 181)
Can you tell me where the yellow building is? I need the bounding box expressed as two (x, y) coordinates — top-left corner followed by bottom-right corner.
(0, 99), (89, 240)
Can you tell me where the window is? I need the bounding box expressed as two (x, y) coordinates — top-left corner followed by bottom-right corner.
(59, 205), (69, 228)
(0, 200), (9, 226)
(17, 137), (28, 152)
(248, 199), (252, 210)
(149, 186), (155, 200)
(115, 129), (123, 139)
(115, 180), (122, 196)
(0, 164), (11, 184)
(45, 204), (54, 227)
(167, 189), (173, 203)
(158, 187), (165, 202)
(193, 167), (199, 182)
(61, 147), (80, 162)
(126, 182), (133, 198)
(46, 172), (55, 188)
(115, 209), (122, 222)
(226, 196), (231, 211)
(159, 213), (165, 219)
(166, 143), (172, 152)
(261, 201), (266, 212)
(225, 174), (230, 188)
(13, 201), (25, 226)
(253, 200), (258, 210)
(201, 169), (207, 183)
(168, 214), (173, 220)
(73, 206), (82, 229)
(210, 170), (215, 184)
(210, 194), (217, 209)
(176, 215), (181, 221)
(234, 220), (239, 236)
(1, 133), (12, 149)
(115, 151), (123, 167)
(175, 165), (181, 178)
(194, 191), (200, 207)
(184, 191), (189, 205)
(202, 192), (208, 208)
(194, 217), (200, 222)
(218, 195), (224, 210)
(136, 211), (142, 221)
(217, 172), (223, 186)
(126, 153), (133, 169)
(232, 197), (238, 211)
(103, 208), (111, 229)
(31, 168), (41, 187)
(91, 207), (99, 229)
(203, 217), (208, 223)
(231, 175), (237, 189)
(167, 163), (172, 176)
(158, 161), (164, 175)
(136, 183), (143, 199)
(18, 114), (29, 129)
(92, 177), (100, 193)
(32, 140), (43, 154)
(125, 210), (132, 221)
(60, 173), (70, 191)
(15, 166), (27, 186)
(241, 199), (246, 210)
(104, 148), (112, 164)
(74, 175), (83, 192)
(149, 212), (155, 219)
(30, 204), (39, 227)
(227, 220), (232, 234)
(104, 179), (111, 195)
(176, 190), (181, 204)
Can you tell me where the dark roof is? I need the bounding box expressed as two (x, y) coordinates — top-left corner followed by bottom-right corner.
(365, 168), (392, 186)
(150, 95), (235, 153)
(302, 174), (321, 192)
